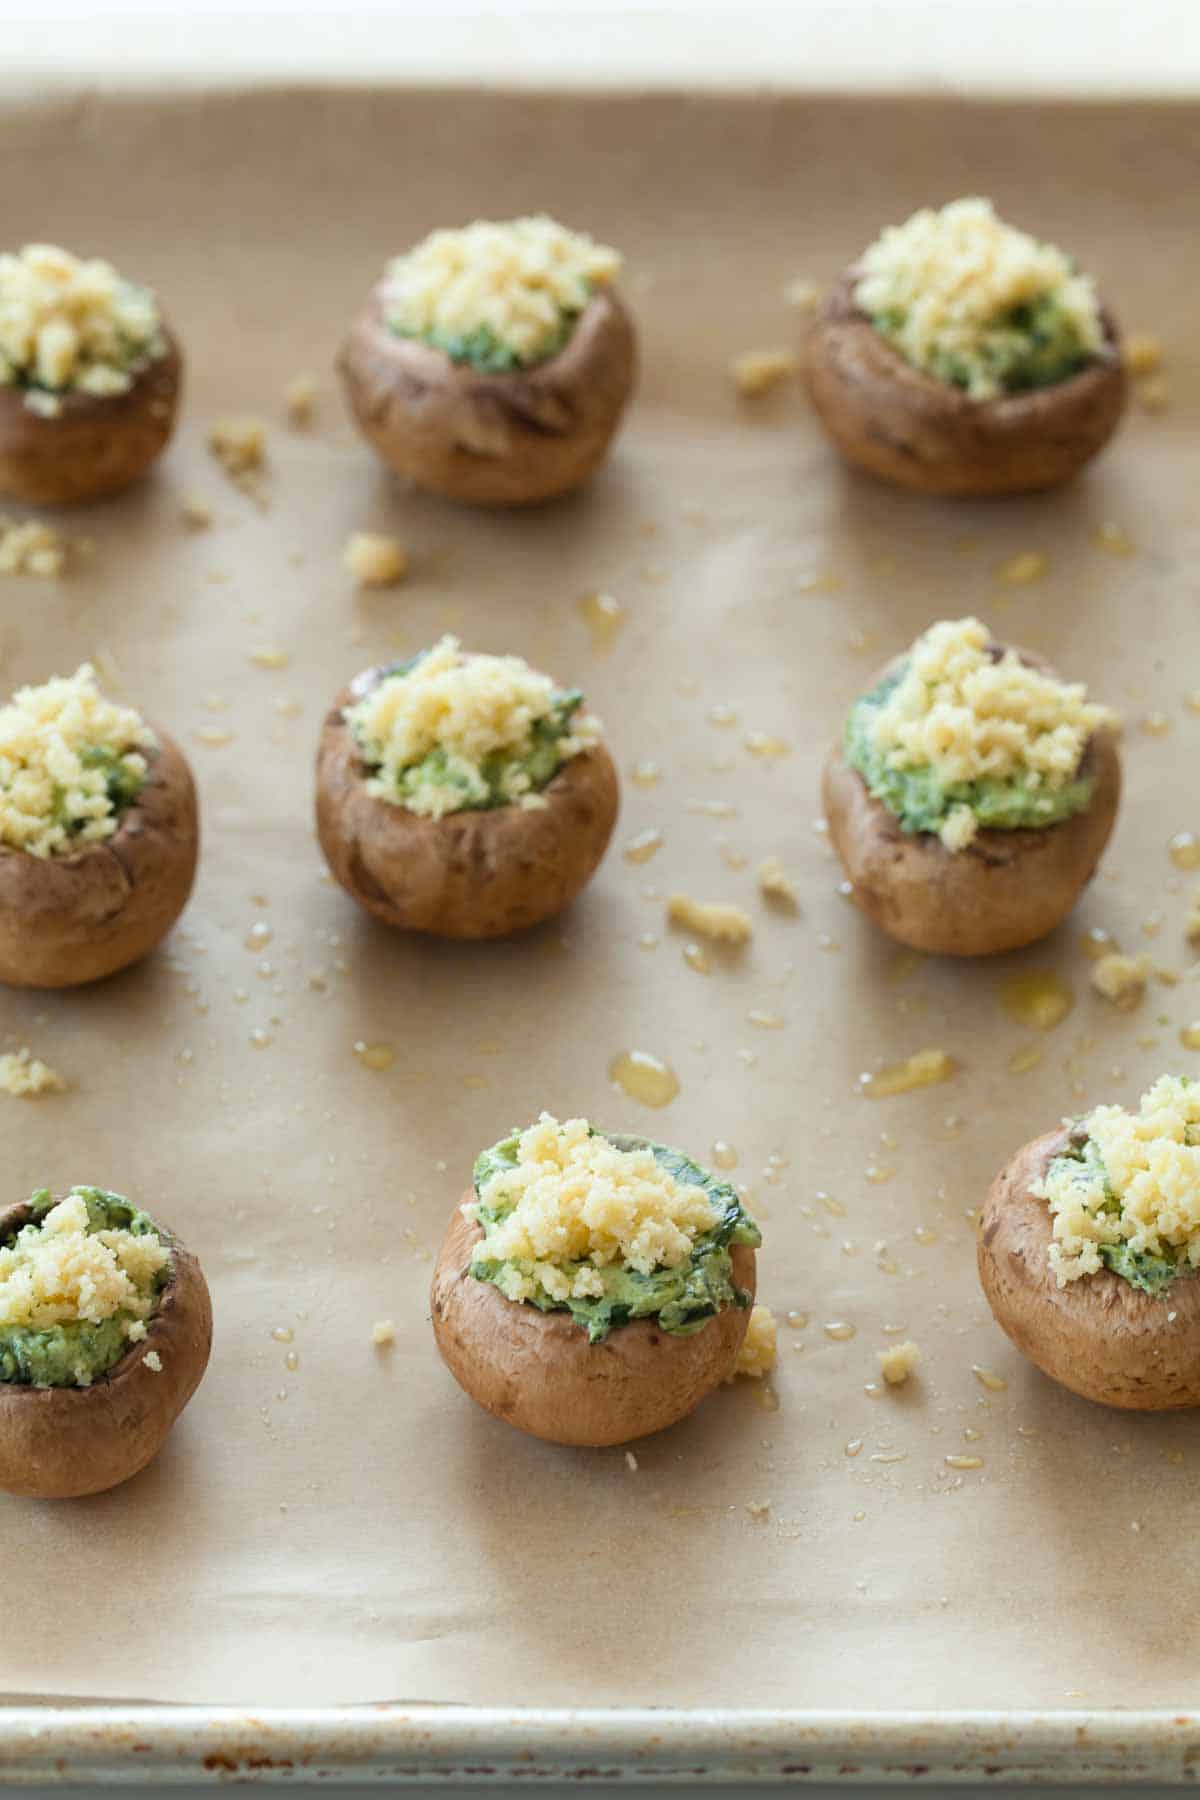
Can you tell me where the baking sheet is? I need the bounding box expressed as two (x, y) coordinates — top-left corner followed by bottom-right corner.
(0, 85), (1197, 1716)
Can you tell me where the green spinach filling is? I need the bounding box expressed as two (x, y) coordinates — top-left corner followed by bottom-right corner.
(0, 1188), (167, 1388)
(44, 743), (146, 840)
(469, 1130), (760, 1343)
(400, 314), (580, 375)
(1044, 1135), (1188, 1297)
(352, 649), (586, 813)
(870, 290), (1095, 395)
(845, 664), (1094, 840)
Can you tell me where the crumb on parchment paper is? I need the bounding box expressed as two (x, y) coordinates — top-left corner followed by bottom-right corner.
(877, 1340), (920, 1386)
(732, 1305), (777, 1379)
(730, 348), (798, 397)
(0, 1048), (67, 1096)
(180, 492), (214, 530)
(0, 517), (68, 577)
(666, 894), (753, 944)
(283, 372), (318, 425)
(344, 532), (408, 588)
(757, 856), (798, 910)
(1090, 951), (1152, 1009)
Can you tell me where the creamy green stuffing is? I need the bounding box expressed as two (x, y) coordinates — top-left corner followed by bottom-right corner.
(466, 1119), (760, 1343)
(843, 618), (1112, 853)
(0, 243), (166, 415)
(380, 216), (621, 373)
(0, 1188), (169, 1388)
(0, 664), (154, 858)
(1032, 1075), (1200, 1292)
(346, 638), (600, 820)
(853, 198), (1104, 400)
(846, 664), (1096, 844)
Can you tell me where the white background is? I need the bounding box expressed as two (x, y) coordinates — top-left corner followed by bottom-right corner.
(0, 1), (1195, 1792)
(1, 0), (1198, 93)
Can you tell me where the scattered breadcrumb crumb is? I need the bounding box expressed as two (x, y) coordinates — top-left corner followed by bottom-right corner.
(0, 1048), (67, 1097)
(208, 416), (268, 499)
(143, 1350), (163, 1373)
(248, 647), (290, 671)
(1136, 377), (1169, 413)
(1186, 888), (1200, 945)
(179, 492), (213, 530)
(0, 517), (68, 577)
(733, 1304), (778, 1379)
(1090, 951), (1152, 1009)
(731, 348), (798, 397)
(757, 855), (798, 910)
(666, 894), (753, 943)
(783, 277), (819, 310)
(624, 1450), (638, 1473)
(208, 416), (266, 473)
(1123, 332), (1163, 377)
(997, 550), (1047, 585)
(344, 531), (409, 589)
(744, 1499), (772, 1521)
(877, 1339), (920, 1386)
(283, 371), (318, 426)
(371, 1319), (395, 1347)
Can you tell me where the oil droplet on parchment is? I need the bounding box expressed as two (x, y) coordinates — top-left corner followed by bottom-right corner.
(577, 591), (625, 652)
(1000, 970), (1074, 1030)
(609, 1050), (679, 1107)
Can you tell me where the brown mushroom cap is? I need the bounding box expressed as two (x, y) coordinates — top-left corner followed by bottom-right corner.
(0, 724), (199, 988)
(978, 1126), (1200, 1411)
(0, 1196), (213, 1498)
(804, 273), (1126, 497)
(315, 669), (619, 939)
(822, 645), (1121, 957)
(0, 328), (182, 507)
(431, 1195), (757, 1446)
(337, 287), (636, 507)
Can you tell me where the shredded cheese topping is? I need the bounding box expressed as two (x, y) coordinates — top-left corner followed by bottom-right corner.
(0, 664), (155, 858)
(346, 635), (599, 819)
(381, 215), (621, 369)
(869, 617), (1112, 851)
(853, 197), (1103, 400)
(0, 243), (165, 411)
(1032, 1075), (1200, 1287)
(464, 1114), (718, 1305)
(0, 1192), (168, 1336)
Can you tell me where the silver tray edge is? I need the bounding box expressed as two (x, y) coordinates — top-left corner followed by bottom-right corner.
(0, 1705), (1198, 1786)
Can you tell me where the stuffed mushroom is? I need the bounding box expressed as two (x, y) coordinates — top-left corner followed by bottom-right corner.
(823, 617), (1120, 956)
(805, 197), (1126, 496)
(338, 215), (636, 506)
(431, 1114), (761, 1446)
(0, 243), (181, 505)
(0, 1186), (212, 1497)
(978, 1074), (1200, 1410)
(0, 663), (199, 987)
(316, 637), (618, 938)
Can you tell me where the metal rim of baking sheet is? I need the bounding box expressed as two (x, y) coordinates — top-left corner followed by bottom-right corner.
(0, 1704), (1198, 1785)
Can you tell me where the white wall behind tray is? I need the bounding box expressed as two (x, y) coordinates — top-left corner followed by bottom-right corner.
(0, 0), (1198, 95)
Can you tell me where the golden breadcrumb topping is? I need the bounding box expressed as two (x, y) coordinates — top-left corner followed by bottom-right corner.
(382, 216), (620, 368)
(464, 1114), (717, 1305)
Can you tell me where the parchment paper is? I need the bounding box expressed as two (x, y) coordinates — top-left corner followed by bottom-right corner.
(0, 87), (1196, 1709)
